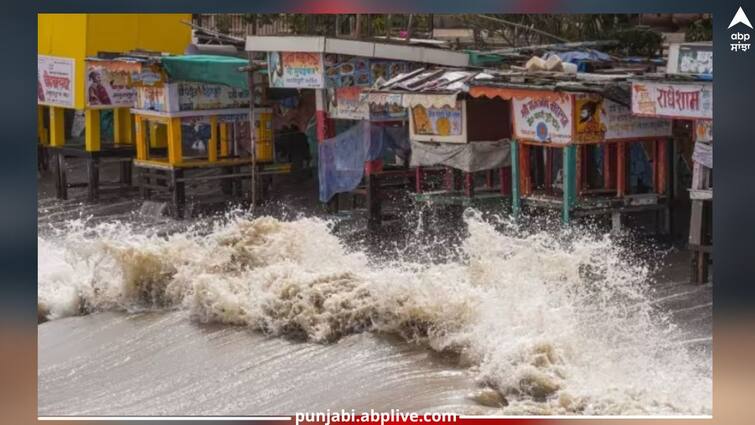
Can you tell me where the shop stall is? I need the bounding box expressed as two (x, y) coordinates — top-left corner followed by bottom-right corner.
(467, 76), (674, 230)
(130, 55), (290, 218)
(37, 13), (191, 201)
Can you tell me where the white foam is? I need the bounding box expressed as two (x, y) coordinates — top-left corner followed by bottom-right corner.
(37, 213), (711, 415)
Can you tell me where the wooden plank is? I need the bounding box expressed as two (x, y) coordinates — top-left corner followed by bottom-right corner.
(616, 141), (626, 197)
(219, 122), (229, 157)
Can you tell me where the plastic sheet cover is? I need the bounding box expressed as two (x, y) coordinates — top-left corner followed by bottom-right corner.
(318, 121), (409, 202)
(409, 139), (511, 173)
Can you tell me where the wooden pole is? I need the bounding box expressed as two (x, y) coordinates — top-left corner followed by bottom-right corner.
(510, 140), (520, 217)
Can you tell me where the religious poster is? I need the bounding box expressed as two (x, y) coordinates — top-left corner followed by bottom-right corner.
(573, 95), (605, 143)
(512, 93), (573, 144)
(85, 60), (140, 108)
(268, 52), (325, 89)
(601, 99), (672, 141)
(631, 81), (713, 120)
(412, 103), (463, 137)
(38, 55), (75, 107)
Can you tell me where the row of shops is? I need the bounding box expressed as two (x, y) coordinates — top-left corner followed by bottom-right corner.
(37, 17), (712, 282)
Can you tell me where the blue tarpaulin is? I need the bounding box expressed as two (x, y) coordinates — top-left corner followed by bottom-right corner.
(318, 121), (409, 202)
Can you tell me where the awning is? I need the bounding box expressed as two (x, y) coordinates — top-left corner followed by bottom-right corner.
(400, 92), (460, 109)
(160, 55), (249, 89)
(468, 86), (569, 101)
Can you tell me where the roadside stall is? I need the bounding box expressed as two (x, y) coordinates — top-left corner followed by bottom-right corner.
(364, 68), (514, 215)
(245, 35), (469, 229)
(631, 43), (713, 282)
(37, 13), (191, 201)
(131, 55), (290, 218)
(468, 75), (673, 230)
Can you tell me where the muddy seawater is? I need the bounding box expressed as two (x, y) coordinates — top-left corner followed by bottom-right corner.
(37, 207), (712, 416)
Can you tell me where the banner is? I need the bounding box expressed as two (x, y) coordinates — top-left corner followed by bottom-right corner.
(38, 55), (75, 107)
(177, 82), (249, 111)
(269, 52), (325, 89)
(513, 94), (573, 144)
(601, 99), (672, 141)
(411, 103), (463, 137)
(631, 81), (713, 120)
(85, 60), (139, 108)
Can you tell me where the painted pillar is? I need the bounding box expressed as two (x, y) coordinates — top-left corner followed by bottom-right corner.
(219, 122), (229, 157)
(167, 117), (183, 166)
(208, 116), (218, 162)
(149, 122), (167, 148)
(84, 109), (101, 152)
(510, 140), (520, 217)
(134, 115), (148, 160)
(616, 141), (627, 197)
(49, 107), (65, 147)
(562, 144), (577, 225)
(603, 143), (613, 189)
(113, 108), (133, 145)
(37, 106), (48, 145)
(315, 89), (333, 143)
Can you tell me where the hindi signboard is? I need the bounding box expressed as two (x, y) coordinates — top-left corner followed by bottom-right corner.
(409, 101), (466, 143)
(631, 81), (713, 120)
(38, 55), (75, 107)
(85, 60), (140, 108)
(328, 87), (369, 120)
(513, 93), (573, 144)
(136, 82), (249, 112)
(601, 99), (672, 141)
(268, 52), (325, 89)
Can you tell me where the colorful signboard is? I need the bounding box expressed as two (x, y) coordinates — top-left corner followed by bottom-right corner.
(38, 55), (75, 107)
(85, 60), (140, 108)
(268, 52), (325, 89)
(136, 83), (249, 112)
(513, 94), (573, 144)
(668, 44), (713, 75)
(631, 81), (713, 120)
(324, 54), (413, 88)
(601, 99), (672, 141)
(412, 103), (463, 137)
(328, 87), (369, 120)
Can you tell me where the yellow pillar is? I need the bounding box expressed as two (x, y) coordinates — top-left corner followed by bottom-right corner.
(208, 116), (218, 162)
(49, 107), (65, 147)
(135, 115), (148, 160)
(149, 122), (167, 148)
(167, 117), (183, 165)
(219, 122), (229, 157)
(85, 109), (101, 152)
(37, 106), (48, 145)
(114, 108), (133, 145)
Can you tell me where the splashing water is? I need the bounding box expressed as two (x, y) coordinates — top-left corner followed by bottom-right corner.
(37, 212), (711, 415)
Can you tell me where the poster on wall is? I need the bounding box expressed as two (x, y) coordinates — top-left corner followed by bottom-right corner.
(268, 52), (325, 89)
(573, 95), (605, 143)
(672, 44), (713, 75)
(85, 60), (140, 108)
(38, 55), (75, 107)
(412, 103), (463, 137)
(695, 119), (713, 143)
(631, 81), (713, 120)
(601, 99), (672, 140)
(328, 87), (369, 120)
(324, 55), (412, 88)
(513, 94), (573, 144)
